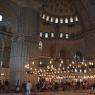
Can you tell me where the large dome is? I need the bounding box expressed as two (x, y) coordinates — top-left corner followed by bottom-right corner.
(41, 0), (76, 17)
(40, 0), (79, 24)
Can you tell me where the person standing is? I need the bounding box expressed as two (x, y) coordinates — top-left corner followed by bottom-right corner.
(16, 80), (20, 92)
(4, 79), (9, 92)
(22, 81), (26, 95)
(26, 81), (32, 95)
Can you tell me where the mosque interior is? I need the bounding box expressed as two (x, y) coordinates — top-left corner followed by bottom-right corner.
(0, 0), (95, 94)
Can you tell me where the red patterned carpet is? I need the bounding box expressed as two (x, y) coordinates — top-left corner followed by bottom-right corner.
(0, 90), (95, 95)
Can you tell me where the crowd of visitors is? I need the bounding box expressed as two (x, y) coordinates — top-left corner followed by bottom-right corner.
(0, 79), (95, 94)
(35, 79), (94, 91)
(0, 80), (32, 95)
(0, 79), (9, 92)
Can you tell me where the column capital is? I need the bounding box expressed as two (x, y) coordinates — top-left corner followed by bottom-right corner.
(12, 32), (39, 43)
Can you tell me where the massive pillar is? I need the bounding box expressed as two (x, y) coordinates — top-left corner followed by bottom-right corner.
(10, 7), (40, 86)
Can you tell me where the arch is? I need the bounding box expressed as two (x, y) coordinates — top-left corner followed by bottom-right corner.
(72, 0), (92, 32)
(0, 1), (17, 33)
(59, 49), (67, 58)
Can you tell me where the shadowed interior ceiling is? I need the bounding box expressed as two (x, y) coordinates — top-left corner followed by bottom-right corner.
(40, 0), (76, 17)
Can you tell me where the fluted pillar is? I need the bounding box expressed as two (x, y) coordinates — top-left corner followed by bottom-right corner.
(10, 7), (40, 86)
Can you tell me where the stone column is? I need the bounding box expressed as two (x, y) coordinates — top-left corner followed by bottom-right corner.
(0, 35), (5, 67)
(10, 7), (40, 86)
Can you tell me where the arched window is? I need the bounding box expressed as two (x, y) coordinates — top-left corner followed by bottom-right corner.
(50, 17), (54, 22)
(74, 51), (83, 61)
(51, 33), (54, 38)
(55, 18), (58, 23)
(75, 16), (79, 21)
(0, 14), (11, 32)
(45, 33), (48, 38)
(60, 18), (63, 24)
(39, 41), (43, 50)
(70, 17), (74, 23)
(42, 14), (46, 19)
(40, 32), (43, 37)
(65, 18), (68, 23)
(0, 15), (2, 21)
(60, 33), (63, 38)
(46, 16), (49, 21)
(66, 34), (69, 39)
